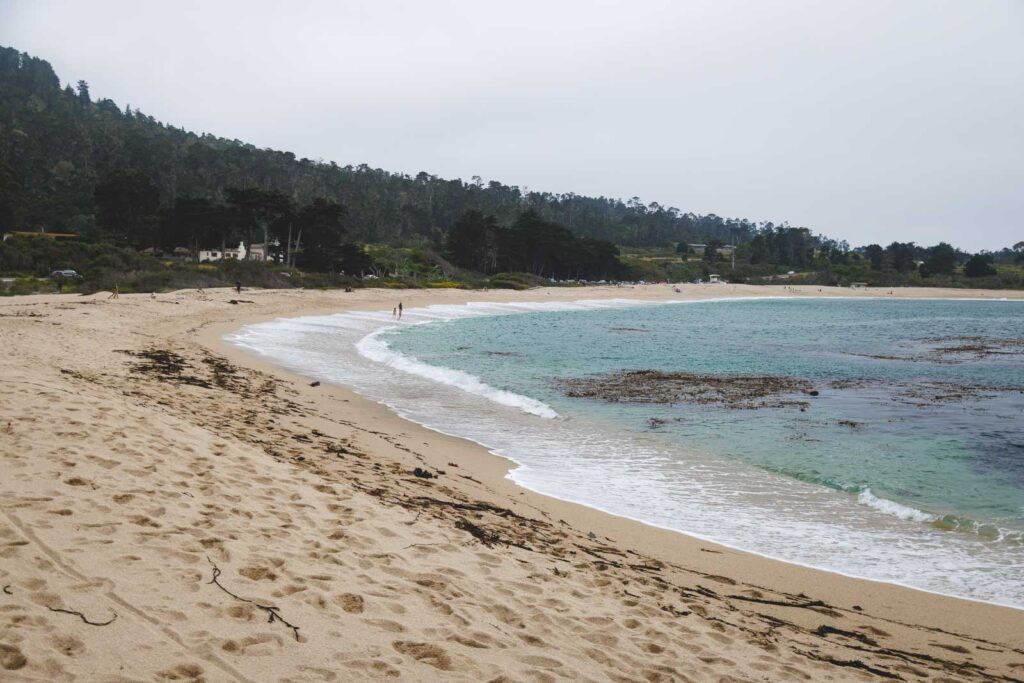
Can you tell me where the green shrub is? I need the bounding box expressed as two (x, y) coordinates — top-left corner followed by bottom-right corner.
(1, 277), (49, 296)
(488, 278), (530, 290)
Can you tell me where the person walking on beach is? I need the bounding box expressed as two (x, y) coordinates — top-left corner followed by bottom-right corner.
(235, 280), (242, 294)
(108, 285), (119, 299)
(393, 306), (397, 318)
(398, 302), (403, 320)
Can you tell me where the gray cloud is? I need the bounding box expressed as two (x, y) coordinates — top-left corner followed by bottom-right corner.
(2, 0), (1021, 250)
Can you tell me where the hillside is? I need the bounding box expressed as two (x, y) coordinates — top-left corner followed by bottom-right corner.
(0, 45), (823, 249)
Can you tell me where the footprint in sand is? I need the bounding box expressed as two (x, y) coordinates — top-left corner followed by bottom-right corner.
(364, 618), (405, 633)
(0, 644), (27, 671)
(238, 565), (277, 581)
(156, 662), (204, 681)
(518, 654), (563, 669)
(221, 633), (284, 656)
(50, 633), (86, 657)
(449, 633), (493, 649)
(517, 633), (544, 647)
(335, 593), (365, 613)
(127, 515), (160, 528)
(273, 583), (306, 597)
(392, 641), (453, 671)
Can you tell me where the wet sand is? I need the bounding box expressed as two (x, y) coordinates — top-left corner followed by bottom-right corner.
(1, 283), (1022, 682)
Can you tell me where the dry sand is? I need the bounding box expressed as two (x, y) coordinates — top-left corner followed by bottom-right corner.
(1, 283), (1023, 682)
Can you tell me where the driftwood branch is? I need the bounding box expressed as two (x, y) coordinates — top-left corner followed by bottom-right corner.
(207, 558), (300, 641)
(47, 606), (117, 626)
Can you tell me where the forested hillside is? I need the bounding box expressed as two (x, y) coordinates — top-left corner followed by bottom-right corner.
(2, 45), (1021, 294)
(0, 45), (821, 249)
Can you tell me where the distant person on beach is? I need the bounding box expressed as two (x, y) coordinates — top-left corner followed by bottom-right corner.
(108, 285), (119, 299)
(235, 281), (242, 294)
(392, 307), (397, 318)
(398, 302), (403, 319)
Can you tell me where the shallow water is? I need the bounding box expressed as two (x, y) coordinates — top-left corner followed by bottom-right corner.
(228, 296), (1024, 608)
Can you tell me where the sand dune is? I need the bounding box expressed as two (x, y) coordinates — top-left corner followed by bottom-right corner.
(1, 284), (1022, 682)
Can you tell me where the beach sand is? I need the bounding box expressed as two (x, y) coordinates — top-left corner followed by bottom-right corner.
(1, 283), (1022, 682)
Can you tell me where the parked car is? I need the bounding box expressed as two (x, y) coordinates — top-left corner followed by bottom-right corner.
(50, 269), (81, 278)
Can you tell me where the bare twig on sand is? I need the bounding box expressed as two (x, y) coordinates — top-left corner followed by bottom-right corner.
(206, 558), (301, 641)
(47, 606), (117, 626)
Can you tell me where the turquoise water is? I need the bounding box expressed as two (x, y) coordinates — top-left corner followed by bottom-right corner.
(229, 296), (1024, 606)
(384, 299), (1024, 537)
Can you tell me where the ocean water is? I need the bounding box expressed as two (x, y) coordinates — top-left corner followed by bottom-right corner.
(228, 296), (1024, 608)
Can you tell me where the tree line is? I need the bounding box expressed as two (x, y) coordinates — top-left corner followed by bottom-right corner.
(854, 241), (1004, 279)
(0, 45), (828, 252)
(446, 210), (626, 280)
(686, 231), (1018, 281)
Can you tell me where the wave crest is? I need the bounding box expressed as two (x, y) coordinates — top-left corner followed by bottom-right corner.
(857, 488), (937, 523)
(355, 329), (559, 419)
(858, 488), (1023, 543)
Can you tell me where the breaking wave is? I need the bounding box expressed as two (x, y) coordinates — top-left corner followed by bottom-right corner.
(857, 488), (938, 523)
(355, 328), (559, 419)
(858, 488), (1024, 544)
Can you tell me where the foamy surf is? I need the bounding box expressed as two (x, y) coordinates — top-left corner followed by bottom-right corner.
(355, 328), (559, 419)
(857, 488), (938, 523)
(856, 488), (1024, 544)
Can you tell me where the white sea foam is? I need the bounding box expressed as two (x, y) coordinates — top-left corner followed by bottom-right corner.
(355, 328), (559, 419)
(855, 489), (1024, 544)
(857, 488), (938, 523)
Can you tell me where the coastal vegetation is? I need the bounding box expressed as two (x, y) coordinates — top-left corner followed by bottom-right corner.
(1, 45), (1021, 294)
(626, 239), (1024, 290)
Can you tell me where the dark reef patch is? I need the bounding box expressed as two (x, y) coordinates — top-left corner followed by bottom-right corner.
(558, 370), (814, 410)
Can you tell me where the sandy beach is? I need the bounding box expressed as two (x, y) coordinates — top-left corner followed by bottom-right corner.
(2, 283), (1023, 682)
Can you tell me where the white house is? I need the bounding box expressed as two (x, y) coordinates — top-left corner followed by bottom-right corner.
(248, 242), (269, 262)
(198, 248), (221, 262)
(199, 241), (246, 263)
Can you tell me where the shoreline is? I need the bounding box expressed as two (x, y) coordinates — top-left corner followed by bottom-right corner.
(195, 284), (1024, 622)
(218, 290), (1024, 613)
(2, 282), (1023, 681)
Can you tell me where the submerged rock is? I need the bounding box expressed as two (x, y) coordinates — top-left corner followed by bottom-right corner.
(844, 336), (1024, 364)
(558, 370), (814, 410)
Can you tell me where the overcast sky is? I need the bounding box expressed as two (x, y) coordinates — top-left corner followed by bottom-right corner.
(2, 0), (1022, 250)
